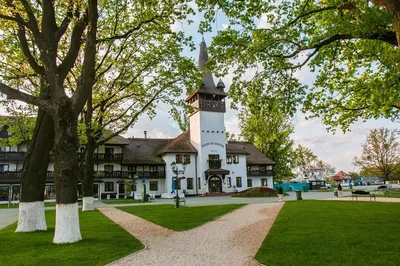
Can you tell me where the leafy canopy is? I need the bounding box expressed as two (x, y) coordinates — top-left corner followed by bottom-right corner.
(196, 0), (400, 132)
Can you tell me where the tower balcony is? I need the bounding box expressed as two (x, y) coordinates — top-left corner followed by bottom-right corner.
(208, 160), (222, 169)
(199, 99), (226, 113)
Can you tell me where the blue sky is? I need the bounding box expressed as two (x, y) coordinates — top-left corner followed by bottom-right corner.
(124, 6), (399, 173)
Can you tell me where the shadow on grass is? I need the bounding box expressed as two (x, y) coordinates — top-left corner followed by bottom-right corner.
(256, 200), (400, 266)
(0, 210), (143, 266)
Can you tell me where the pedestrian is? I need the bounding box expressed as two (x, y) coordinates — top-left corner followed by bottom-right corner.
(338, 182), (343, 197)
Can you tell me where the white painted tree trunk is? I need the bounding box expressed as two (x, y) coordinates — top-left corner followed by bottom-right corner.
(82, 196), (95, 211)
(16, 201), (47, 232)
(53, 203), (82, 244)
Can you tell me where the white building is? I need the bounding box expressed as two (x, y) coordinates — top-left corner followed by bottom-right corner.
(0, 40), (275, 201)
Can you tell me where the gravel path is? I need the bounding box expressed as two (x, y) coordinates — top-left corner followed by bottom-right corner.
(99, 203), (283, 266)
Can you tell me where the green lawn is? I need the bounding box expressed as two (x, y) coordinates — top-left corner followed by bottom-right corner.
(118, 204), (245, 231)
(0, 210), (143, 266)
(0, 202), (58, 209)
(102, 199), (146, 204)
(256, 201), (400, 266)
(376, 193), (400, 198)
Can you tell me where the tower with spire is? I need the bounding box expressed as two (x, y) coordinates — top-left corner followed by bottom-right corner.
(185, 38), (229, 193)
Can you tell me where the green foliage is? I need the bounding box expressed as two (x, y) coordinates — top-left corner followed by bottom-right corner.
(124, 180), (134, 201)
(0, 210), (143, 265)
(354, 128), (400, 180)
(240, 99), (295, 181)
(256, 201), (400, 266)
(277, 186), (283, 194)
(118, 204), (245, 231)
(196, 0), (400, 132)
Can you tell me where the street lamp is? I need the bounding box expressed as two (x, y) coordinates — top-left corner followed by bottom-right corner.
(170, 161), (187, 208)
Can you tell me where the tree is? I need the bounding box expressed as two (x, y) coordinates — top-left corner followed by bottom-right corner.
(240, 99), (295, 181)
(354, 128), (400, 181)
(0, 1), (198, 241)
(196, 0), (400, 132)
(124, 180), (133, 202)
(0, 105), (54, 233)
(0, 0), (98, 243)
(292, 145), (318, 179)
(78, 32), (197, 211)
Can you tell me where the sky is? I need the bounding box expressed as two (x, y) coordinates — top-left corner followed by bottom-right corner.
(123, 5), (400, 174)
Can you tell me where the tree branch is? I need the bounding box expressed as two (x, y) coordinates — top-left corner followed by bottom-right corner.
(72, 0), (98, 116)
(96, 14), (165, 43)
(17, 27), (45, 75)
(0, 82), (41, 106)
(55, 1), (74, 42)
(96, 83), (174, 146)
(58, 15), (88, 82)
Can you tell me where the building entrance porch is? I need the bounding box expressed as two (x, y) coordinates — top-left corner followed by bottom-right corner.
(208, 175), (222, 193)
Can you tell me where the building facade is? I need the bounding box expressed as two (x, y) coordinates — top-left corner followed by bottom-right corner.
(0, 40), (275, 202)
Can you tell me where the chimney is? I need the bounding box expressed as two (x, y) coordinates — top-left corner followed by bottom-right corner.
(144, 130), (147, 139)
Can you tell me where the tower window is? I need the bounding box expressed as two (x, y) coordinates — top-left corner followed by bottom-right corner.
(208, 154), (220, 161)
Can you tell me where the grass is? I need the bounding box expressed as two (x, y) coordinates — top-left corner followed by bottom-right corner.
(376, 193), (400, 198)
(102, 199), (146, 204)
(118, 204), (245, 231)
(0, 202), (58, 209)
(0, 210), (143, 266)
(256, 201), (400, 266)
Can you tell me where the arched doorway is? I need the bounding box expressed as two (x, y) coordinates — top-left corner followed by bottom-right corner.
(209, 176), (222, 193)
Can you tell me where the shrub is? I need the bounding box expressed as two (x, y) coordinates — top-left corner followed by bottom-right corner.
(278, 186), (284, 194)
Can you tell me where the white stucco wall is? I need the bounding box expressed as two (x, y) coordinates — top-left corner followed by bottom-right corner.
(190, 110), (227, 193)
(225, 154), (248, 192)
(162, 153), (197, 195)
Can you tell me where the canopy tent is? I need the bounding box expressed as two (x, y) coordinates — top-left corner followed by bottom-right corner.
(331, 171), (352, 181)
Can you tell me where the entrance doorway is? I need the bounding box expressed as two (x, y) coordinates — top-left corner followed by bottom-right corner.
(93, 184), (99, 198)
(208, 176), (222, 193)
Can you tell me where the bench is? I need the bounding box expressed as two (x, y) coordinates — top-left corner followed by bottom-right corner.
(174, 196), (186, 206)
(351, 190), (376, 201)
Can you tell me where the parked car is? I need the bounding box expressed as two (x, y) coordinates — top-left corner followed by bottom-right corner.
(326, 183), (332, 189)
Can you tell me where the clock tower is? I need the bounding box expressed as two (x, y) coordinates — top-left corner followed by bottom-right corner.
(185, 38), (229, 193)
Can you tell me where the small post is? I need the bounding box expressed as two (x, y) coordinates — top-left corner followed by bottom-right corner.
(175, 176), (179, 208)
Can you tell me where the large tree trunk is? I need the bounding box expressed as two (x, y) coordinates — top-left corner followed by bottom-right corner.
(82, 138), (95, 211)
(16, 110), (54, 232)
(52, 102), (82, 244)
(82, 94), (95, 211)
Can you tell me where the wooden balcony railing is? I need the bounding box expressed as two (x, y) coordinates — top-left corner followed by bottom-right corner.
(0, 151), (25, 161)
(199, 99), (226, 112)
(0, 171), (54, 180)
(77, 153), (123, 162)
(95, 171), (166, 179)
(208, 160), (222, 169)
(247, 170), (274, 177)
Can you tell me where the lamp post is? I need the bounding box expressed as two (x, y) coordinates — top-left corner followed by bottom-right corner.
(170, 161), (186, 208)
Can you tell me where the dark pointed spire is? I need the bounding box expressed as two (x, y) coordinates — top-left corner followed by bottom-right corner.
(198, 38), (208, 71)
(198, 38), (216, 90)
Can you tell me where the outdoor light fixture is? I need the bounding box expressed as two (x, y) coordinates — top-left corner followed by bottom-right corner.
(170, 161), (186, 208)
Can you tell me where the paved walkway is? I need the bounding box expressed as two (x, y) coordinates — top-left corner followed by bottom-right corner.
(99, 203), (283, 266)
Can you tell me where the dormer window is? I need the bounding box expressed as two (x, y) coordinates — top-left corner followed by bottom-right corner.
(176, 154), (183, 164)
(175, 154), (191, 164)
